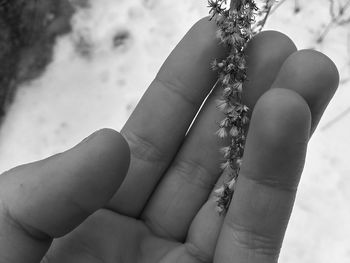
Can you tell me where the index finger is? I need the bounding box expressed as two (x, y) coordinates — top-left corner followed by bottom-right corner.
(107, 17), (228, 216)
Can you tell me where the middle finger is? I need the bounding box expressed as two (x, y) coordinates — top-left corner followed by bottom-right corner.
(141, 31), (297, 241)
(107, 17), (228, 217)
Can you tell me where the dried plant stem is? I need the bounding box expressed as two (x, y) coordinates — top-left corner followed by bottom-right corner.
(317, 21), (335, 43)
(208, 0), (275, 213)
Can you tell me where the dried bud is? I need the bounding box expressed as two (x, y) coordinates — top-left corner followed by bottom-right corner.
(216, 127), (228, 138)
(229, 126), (239, 137)
(220, 117), (230, 128)
(223, 87), (233, 98)
(216, 99), (228, 112)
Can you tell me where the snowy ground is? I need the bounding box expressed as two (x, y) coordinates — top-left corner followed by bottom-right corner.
(0, 0), (349, 261)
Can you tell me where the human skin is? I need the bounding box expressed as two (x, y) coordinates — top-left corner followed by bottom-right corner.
(0, 17), (339, 263)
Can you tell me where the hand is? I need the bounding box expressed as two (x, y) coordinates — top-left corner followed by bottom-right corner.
(0, 17), (339, 263)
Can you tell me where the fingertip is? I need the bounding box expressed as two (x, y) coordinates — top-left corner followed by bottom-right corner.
(243, 30), (297, 109)
(171, 15), (228, 62)
(242, 88), (311, 189)
(91, 128), (131, 179)
(194, 16), (219, 35)
(156, 16), (228, 101)
(251, 88), (312, 145)
(272, 49), (339, 132)
(191, 16), (227, 52)
(69, 128), (130, 191)
(249, 30), (297, 53)
(292, 49), (339, 90)
(189, 15), (229, 61)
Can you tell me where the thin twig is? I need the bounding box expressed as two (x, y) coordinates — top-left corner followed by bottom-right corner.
(270, 0), (288, 14)
(321, 106), (350, 131)
(317, 0), (350, 43)
(317, 21), (335, 43)
(257, 5), (273, 31)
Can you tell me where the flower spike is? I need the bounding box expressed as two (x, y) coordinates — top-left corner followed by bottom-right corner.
(208, 0), (276, 213)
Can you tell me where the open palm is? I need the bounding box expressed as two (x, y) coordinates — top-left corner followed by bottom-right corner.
(0, 18), (338, 263)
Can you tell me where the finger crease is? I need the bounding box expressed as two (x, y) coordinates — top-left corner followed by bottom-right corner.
(0, 200), (51, 241)
(225, 219), (280, 257)
(172, 157), (217, 190)
(122, 129), (168, 163)
(154, 76), (199, 108)
(142, 214), (178, 241)
(184, 242), (212, 263)
(240, 171), (298, 193)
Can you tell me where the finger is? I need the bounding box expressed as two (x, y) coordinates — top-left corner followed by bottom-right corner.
(271, 49), (339, 135)
(107, 17), (228, 217)
(188, 50), (339, 259)
(0, 129), (130, 263)
(214, 88), (311, 262)
(141, 31), (297, 241)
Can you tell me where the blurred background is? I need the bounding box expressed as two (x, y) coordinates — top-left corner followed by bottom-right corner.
(0, 0), (349, 261)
